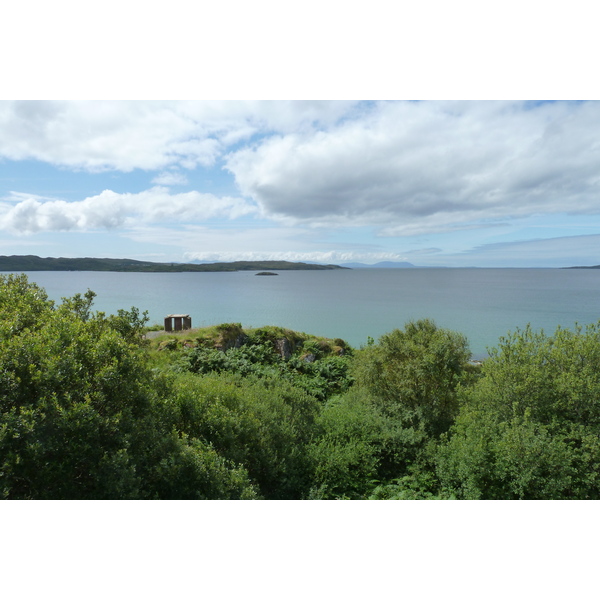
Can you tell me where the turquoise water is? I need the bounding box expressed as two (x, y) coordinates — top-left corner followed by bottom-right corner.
(10, 268), (600, 359)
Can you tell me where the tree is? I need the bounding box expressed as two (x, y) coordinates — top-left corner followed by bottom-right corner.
(307, 387), (429, 499)
(0, 274), (257, 499)
(436, 323), (600, 499)
(168, 371), (320, 499)
(353, 319), (473, 436)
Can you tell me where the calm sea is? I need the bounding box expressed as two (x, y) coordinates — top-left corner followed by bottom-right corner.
(8, 268), (600, 359)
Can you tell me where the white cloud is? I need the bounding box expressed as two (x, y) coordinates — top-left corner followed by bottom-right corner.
(0, 187), (256, 234)
(225, 101), (600, 235)
(0, 100), (358, 173)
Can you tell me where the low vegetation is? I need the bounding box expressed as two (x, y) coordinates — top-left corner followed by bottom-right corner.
(3, 273), (600, 499)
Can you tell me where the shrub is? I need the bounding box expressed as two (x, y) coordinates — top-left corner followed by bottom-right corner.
(0, 275), (257, 500)
(352, 319), (472, 436)
(435, 323), (600, 499)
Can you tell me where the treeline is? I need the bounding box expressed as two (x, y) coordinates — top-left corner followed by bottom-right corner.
(0, 255), (346, 272)
(2, 273), (600, 499)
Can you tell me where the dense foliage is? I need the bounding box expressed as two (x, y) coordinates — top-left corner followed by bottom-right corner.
(0, 275), (257, 499)
(180, 334), (353, 401)
(435, 324), (600, 499)
(4, 273), (600, 499)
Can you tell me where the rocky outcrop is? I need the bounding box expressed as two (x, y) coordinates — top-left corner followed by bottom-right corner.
(150, 323), (351, 363)
(274, 338), (294, 359)
(216, 333), (248, 352)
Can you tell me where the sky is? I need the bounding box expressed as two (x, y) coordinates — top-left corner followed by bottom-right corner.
(1, 100), (600, 268)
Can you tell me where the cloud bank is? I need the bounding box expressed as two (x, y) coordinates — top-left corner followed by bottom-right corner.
(0, 101), (357, 172)
(226, 101), (600, 235)
(0, 188), (255, 234)
(3, 100), (599, 240)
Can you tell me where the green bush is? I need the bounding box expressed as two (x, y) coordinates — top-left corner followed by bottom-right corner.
(167, 372), (320, 499)
(435, 323), (600, 499)
(0, 274), (257, 500)
(352, 319), (473, 436)
(307, 388), (429, 499)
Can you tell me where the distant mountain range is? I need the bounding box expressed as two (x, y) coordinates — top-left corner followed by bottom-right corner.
(0, 255), (348, 272)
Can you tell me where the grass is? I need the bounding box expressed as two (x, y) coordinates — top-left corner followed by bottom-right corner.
(145, 323), (350, 358)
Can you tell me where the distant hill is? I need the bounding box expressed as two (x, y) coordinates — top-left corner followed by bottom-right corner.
(342, 261), (417, 269)
(565, 265), (600, 269)
(0, 255), (349, 272)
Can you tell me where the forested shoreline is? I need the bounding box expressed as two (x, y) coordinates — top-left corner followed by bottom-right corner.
(2, 273), (600, 500)
(0, 255), (347, 272)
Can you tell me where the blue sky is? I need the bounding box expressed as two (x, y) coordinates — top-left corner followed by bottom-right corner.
(1, 100), (600, 268)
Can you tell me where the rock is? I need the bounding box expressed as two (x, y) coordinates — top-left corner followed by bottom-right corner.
(219, 333), (248, 352)
(275, 338), (294, 360)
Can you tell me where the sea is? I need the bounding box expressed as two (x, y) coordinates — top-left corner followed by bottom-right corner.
(7, 268), (600, 360)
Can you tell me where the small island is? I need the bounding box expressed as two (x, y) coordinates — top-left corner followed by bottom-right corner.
(255, 272), (278, 276)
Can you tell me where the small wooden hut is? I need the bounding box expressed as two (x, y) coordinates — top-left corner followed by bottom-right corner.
(164, 314), (192, 332)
